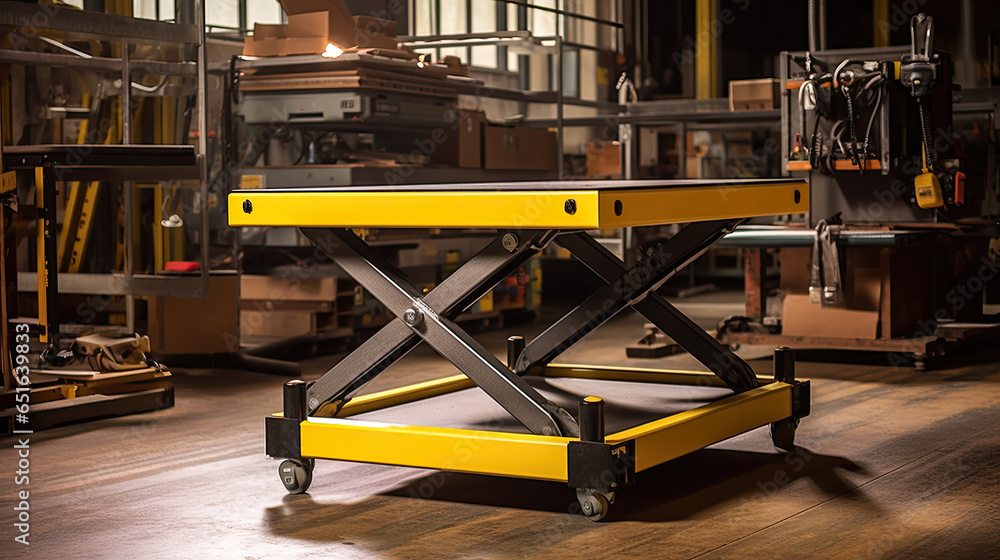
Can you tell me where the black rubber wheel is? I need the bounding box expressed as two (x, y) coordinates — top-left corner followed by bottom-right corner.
(278, 459), (314, 494)
(576, 489), (612, 522)
(770, 418), (798, 452)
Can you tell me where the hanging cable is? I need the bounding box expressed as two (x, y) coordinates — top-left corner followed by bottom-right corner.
(859, 82), (884, 175)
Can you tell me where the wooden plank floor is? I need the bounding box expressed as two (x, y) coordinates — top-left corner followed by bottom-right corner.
(2, 302), (999, 559)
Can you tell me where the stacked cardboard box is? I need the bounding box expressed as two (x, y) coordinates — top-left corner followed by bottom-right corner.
(240, 275), (354, 338)
(779, 246), (932, 340)
(378, 110), (557, 171)
(244, 0), (399, 57)
(147, 275), (240, 355)
(729, 78), (781, 112)
(585, 141), (622, 178)
(482, 124), (558, 171)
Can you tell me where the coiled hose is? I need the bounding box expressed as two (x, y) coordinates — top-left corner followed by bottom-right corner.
(808, 0), (827, 52)
(918, 99), (936, 172)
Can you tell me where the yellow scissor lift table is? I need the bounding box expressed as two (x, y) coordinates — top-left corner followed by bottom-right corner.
(228, 178), (812, 520)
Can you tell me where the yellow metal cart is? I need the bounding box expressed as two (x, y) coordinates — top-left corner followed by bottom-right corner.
(229, 178), (812, 520)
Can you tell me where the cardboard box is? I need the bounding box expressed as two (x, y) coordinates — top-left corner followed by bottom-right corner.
(244, 11), (329, 57)
(778, 245), (933, 339)
(779, 247), (880, 339)
(147, 275), (239, 354)
(253, 12), (320, 39)
(586, 141), (622, 177)
(445, 110), (485, 168)
(280, 0), (356, 46)
(484, 125), (557, 170)
(246, 1), (400, 56)
(782, 294), (879, 339)
(378, 110), (484, 168)
(243, 35), (329, 57)
(729, 78), (781, 111)
(779, 247), (811, 294)
(241, 274), (337, 302)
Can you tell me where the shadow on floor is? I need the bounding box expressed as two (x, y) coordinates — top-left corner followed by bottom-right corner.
(743, 341), (1000, 381)
(386, 446), (865, 523)
(262, 446), (865, 535)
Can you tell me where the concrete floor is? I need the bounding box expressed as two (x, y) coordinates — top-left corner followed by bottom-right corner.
(3, 293), (1000, 559)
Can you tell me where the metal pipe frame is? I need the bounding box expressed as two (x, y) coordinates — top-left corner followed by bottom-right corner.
(0, 50), (198, 76)
(5, 0), (211, 342)
(36, 168), (59, 343)
(122, 40), (135, 333)
(0, 1), (201, 45)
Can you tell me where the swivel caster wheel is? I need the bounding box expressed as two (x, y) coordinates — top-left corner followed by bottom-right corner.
(770, 418), (798, 452)
(576, 488), (614, 522)
(278, 459), (314, 494)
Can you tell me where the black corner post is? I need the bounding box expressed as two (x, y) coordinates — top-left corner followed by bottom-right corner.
(283, 379), (309, 421)
(773, 347), (795, 384)
(267, 379), (309, 461)
(506, 335), (525, 370)
(579, 396), (605, 443)
(568, 395), (634, 493)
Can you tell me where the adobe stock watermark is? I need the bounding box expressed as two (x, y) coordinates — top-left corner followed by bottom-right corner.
(10, 322), (33, 546)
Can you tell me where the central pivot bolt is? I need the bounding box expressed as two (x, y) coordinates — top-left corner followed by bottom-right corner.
(564, 199), (577, 215)
(501, 233), (518, 252)
(402, 308), (424, 326)
(243, 199), (253, 214)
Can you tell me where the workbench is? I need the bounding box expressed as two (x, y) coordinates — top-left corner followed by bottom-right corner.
(228, 178), (812, 520)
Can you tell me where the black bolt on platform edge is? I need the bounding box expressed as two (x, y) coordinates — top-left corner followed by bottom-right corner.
(284, 380), (309, 421)
(579, 396), (605, 442)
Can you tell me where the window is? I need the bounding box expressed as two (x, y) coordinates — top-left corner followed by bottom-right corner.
(130, 0), (283, 29)
(410, 0), (608, 100)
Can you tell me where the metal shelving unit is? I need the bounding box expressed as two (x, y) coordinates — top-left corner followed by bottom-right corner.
(0, 0), (210, 337)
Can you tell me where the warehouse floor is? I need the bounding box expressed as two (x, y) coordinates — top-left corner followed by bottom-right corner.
(4, 294), (1000, 559)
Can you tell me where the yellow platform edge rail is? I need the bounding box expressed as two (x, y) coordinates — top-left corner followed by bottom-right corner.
(229, 181), (808, 229)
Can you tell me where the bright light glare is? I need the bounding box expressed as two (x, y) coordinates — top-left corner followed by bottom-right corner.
(322, 43), (344, 58)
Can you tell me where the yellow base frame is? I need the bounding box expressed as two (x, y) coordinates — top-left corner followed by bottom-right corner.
(292, 365), (799, 483)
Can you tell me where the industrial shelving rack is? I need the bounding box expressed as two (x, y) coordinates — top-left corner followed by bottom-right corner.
(0, 0), (210, 338)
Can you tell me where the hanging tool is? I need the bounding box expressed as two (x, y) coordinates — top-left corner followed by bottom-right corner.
(914, 133), (944, 208)
(900, 14), (944, 209)
(809, 219), (841, 306)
